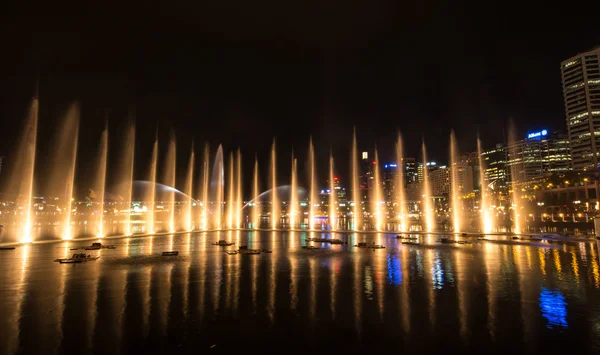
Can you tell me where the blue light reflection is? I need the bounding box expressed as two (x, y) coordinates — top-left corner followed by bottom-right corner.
(539, 288), (568, 329)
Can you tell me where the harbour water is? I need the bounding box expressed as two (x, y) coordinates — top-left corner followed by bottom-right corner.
(1, 231), (599, 354)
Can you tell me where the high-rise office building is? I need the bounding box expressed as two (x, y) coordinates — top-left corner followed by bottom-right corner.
(404, 157), (418, 186)
(481, 144), (508, 190)
(506, 129), (572, 182)
(561, 46), (600, 170)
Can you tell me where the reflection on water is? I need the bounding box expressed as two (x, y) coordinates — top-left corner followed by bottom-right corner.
(1, 232), (600, 353)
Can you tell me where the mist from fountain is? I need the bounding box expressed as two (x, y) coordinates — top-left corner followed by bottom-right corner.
(351, 128), (361, 231)
(235, 149), (242, 229)
(421, 141), (434, 232)
(395, 133), (407, 232)
(200, 144), (210, 230)
(185, 143), (194, 231)
(290, 155), (298, 228)
(508, 121), (521, 234)
(252, 156), (260, 229)
(213, 145), (224, 229)
(450, 131), (462, 233)
(477, 136), (494, 233)
(308, 137), (317, 230)
(164, 134), (176, 233)
(95, 123), (108, 238)
(373, 148), (383, 231)
(270, 139), (279, 229)
(328, 152), (337, 231)
(10, 97), (39, 243)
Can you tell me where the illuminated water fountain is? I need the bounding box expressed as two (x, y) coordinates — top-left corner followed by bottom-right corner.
(164, 133), (176, 233)
(252, 156), (260, 229)
(477, 136), (494, 233)
(145, 136), (158, 234)
(395, 133), (407, 232)
(328, 152), (337, 231)
(373, 148), (383, 231)
(450, 131), (462, 233)
(308, 137), (317, 230)
(351, 129), (361, 231)
(270, 139), (279, 229)
(421, 141), (435, 232)
(289, 154), (298, 228)
(200, 143), (210, 230)
(185, 143), (194, 231)
(95, 123), (108, 238)
(235, 150), (242, 229)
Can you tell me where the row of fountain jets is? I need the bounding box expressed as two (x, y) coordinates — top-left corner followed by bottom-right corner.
(8, 98), (521, 243)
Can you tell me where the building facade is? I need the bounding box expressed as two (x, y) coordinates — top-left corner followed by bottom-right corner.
(561, 46), (600, 170)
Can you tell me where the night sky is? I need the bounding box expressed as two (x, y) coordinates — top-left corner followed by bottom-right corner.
(1, 1), (599, 195)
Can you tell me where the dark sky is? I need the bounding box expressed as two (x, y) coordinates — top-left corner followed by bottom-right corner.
(1, 1), (599, 196)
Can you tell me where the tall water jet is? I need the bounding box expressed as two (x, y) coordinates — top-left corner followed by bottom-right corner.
(308, 137), (317, 230)
(351, 128), (361, 231)
(10, 97), (39, 243)
(477, 136), (494, 233)
(45, 103), (79, 240)
(200, 143), (210, 230)
(328, 152), (337, 230)
(185, 143), (194, 231)
(145, 136), (158, 234)
(290, 154), (298, 228)
(227, 152), (235, 229)
(395, 133), (407, 232)
(373, 148), (384, 231)
(95, 123), (108, 238)
(235, 149), (242, 229)
(450, 131), (462, 233)
(213, 145), (224, 229)
(117, 119), (135, 236)
(164, 134), (176, 232)
(252, 156), (260, 229)
(421, 141), (434, 232)
(508, 121), (522, 234)
(270, 139), (279, 229)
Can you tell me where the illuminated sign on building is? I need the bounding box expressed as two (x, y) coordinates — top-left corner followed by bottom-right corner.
(527, 129), (548, 139)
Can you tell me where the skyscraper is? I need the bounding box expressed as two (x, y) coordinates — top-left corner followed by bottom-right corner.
(561, 46), (600, 170)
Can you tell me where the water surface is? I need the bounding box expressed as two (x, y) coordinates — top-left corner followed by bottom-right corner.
(1, 231), (599, 354)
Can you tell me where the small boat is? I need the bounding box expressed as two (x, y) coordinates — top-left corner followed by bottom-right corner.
(162, 251), (179, 256)
(354, 242), (368, 248)
(0, 247), (16, 250)
(396, 235), (418, 240)
(106, 245), (116, 249)
(370, 244), (385, 249)
(59, 259), (84, 264)
(213, 240), (234, 246)
(438, 238), (453, 244)
(512, 236), (520, 240)
(456, 240), (475, 245)
(461, 233), (468, 237)
(401, 241), (419, 245)
(226, 251), (239, 255)
(329, 239), (344, 244)
(302, 245), (319, 250)
(56, 253), (98, 263)
(85, 242), (103, 250)
(241, 250), (260, 255)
